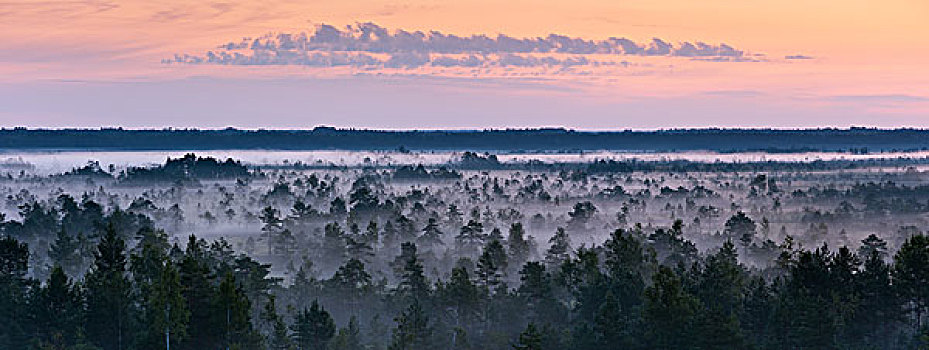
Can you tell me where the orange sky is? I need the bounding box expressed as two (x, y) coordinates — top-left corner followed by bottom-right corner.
(0, 0), (927, 128)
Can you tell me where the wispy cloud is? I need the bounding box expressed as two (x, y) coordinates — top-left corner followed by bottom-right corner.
(0, 0), (117, 18)
(829, 94), (929, 103)
(164, 22), (759, 72)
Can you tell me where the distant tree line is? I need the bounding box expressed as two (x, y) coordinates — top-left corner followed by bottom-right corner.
(4, 127), (929, 152)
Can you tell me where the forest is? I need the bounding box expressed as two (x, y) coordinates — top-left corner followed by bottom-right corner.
(4, 127), (929, 152)
(3, 152), (929, 349)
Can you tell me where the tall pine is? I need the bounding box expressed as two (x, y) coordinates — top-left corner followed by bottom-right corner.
(85, 224), (135, 350)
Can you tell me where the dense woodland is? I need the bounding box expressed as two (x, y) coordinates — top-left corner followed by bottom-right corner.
(4, 127), (929, 152)
(4, 153), (929, 349)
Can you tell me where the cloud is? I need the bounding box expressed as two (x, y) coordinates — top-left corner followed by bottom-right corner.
(785, 55), (814, 60)
(0, 0), (117, 18)
(702, 90), (764, 98)
(829, 94), (929, 103)
(164, 21), (758, 71)
(692, 56), (762, 63)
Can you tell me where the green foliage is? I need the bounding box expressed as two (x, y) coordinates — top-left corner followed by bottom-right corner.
(329, 316), (363, 350)
(389, 301), (434, 350)
(477, 240), (507, 293)
(292, 300), (336, 350)
(30, 266), (86, 348)
(724, 211), (757, 246)
(9, 187), (929, 350)
(262, 296), (292, 350)
(84, 224), (135, 350)
(512, 323), (543, 350)
(0, 236), (30, 348)
(214, 272), (260, 349)
(142, 260), (189, 349)
(895, 234), (929, 330)
(544, 228), (571, 268)
(179, 235), (219, 349)
(396, 242), (429, 301)
(643, 266), (698, 349)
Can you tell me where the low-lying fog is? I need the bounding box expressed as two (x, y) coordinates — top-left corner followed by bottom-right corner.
(5, 149), (929, 175)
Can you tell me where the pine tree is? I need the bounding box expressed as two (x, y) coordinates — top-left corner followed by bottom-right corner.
(85, 224), (135, 350)
(593, 291), (634, 348)
(397, 215), (417, 243)
(643, 266), (697, 349)
(214, 272), (259, 349)
(893, 234), (929, 331)
(330, 316), (363, 350)
(507, 223), (530, 271)
(324, 223), (347, 267)
(544, 228), (571, 268)
(484, 240), (508, 277)
(260, 206), (283, 255)
(0, 236), (31, 349)
(858, 234), (888, 261)
(724, 212), (756, 246)
(145, 260), (189, 350)
(31, 265), (85, 348)
(856, 248), (901, 348)
(476, 241), (505, 293)
(776, 246), (838, 349)
(131, 228), (172, 336)
(179, 235), (219, 349)
(330, 258), (372, 313)
(456, 220), (485, 257)
(418, 218), (444, 251)
(364, 221), (380, 254)
(517, 262), (556, 323)
(262, 295), (292, 350)
(291, 300), (336, 350)
(231, 256), (280, 338)
(602, 229), (649, 309)
(389, 301), (433, 350)
(396, 242), (429, 301)
(292, 258), (317, 309)
(512, 323), (543, 350)
(694, 241), (746, 349)
(49, 228), (82, 277)
(438, 265), (480, 344)
(741, 276), (773, 348)
(345, 235), (374, 264)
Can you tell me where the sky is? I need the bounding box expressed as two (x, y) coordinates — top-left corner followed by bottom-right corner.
(0, 0), (927, 129)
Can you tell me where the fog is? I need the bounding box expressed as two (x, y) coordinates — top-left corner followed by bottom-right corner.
(4, 150), (929, 349)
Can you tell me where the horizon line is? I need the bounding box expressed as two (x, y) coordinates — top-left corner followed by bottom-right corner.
(4, 126), (928, 133)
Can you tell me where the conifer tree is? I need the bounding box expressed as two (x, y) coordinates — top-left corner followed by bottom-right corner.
(214, 272), (258, 349)
(49, 228), (81, 277)
(544, 228), (571, 268)
(418, 218), (444, 251)
(477, 240), (506, 293)
(389, 301), (433, 350)
(396, 242), (429, 301)
(512, 323), (543, 350)
(292, 300), (336, 350)
(507, 223), (530, 270)
(643, 266), (697, 349)
(262, 295), (292, 350)
(0, 236), (31, 349)
(85, 224), (135, 350)
(894, 234), (929, 331)
(31, 265), (85, 348)
(330, 316), (363, 350)
(145, 260), (189, 350)
(179, 235), (219, 349)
